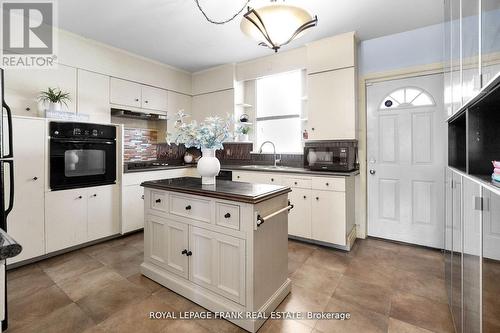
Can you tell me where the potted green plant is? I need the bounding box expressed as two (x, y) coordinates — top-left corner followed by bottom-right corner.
(236, 125), (251, 142)
(38, 87), (71, 112)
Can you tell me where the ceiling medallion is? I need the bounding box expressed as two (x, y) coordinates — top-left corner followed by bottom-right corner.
(240, 1), (318, 52)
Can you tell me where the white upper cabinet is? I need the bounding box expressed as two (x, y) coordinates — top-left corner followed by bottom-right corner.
(192, 64), (235, 95)
(306, 32), (356, 74)
(110, 77), (142, 108)
(141, 85), (168, 112)
(77, 69), (111, 123)
(307, 67), (356, 140)
(4, 65), (77, 117)
(192, 89), (234, 122)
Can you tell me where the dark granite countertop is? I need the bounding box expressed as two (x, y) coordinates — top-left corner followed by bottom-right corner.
(221, 165), (360, 177)
(125, 163), (358, 177)
(141, 177), (291, 204)
(0, 228), (22, 260)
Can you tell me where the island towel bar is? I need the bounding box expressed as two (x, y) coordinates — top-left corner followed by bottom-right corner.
(257, 202), (294, 227)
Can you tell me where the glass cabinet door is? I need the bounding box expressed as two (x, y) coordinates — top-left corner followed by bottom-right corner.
(451, 0), (462, 114)
(481, 0), (500, 86)
(461, 0), (481, 104)
(445, 168), (453, 305)
(452, 172), (463, 332)
(462, 178), (481, 333)
(482, 188), (500, 332)
(444, 0), (453, 117)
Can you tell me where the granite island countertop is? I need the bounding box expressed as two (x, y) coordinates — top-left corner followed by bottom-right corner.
(0, 228), (22, 260)
(141, 177), (291, 204)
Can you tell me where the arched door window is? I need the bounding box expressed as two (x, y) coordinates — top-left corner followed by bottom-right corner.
(379, 87), (435, 110)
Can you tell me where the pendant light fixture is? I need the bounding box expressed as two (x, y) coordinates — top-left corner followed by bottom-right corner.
(240, 0), (318, 52)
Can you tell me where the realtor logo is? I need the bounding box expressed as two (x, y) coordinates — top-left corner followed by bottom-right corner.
(1, 1), (57, 68)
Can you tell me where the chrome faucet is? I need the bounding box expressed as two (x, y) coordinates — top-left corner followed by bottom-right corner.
(258, 141), (280, 167)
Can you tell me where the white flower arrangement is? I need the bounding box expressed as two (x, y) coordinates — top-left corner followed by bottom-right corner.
(168, 110), (233, 150)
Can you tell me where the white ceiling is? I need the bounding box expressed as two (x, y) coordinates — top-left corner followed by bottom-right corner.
(57, 0), (444, 72)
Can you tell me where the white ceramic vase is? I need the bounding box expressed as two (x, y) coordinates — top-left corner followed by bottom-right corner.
(197, 148), (220, 185)
(48, 102), (62, 112)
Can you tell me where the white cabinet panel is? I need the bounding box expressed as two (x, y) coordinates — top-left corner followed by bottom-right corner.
(192, 64), (234, 95)
(189, 226), (246, 305)
(307, 67), (356, 140)
(145, 216), (189, 279)
(4, 66), (77, 117)
(288, 188), (311, 238)
(6, 117), (46, 264)
(45, 188), (88, 253)
(306, 32), (356, 74)
(77, 70), (111, 123)
(110, 77), (141, 108)
(192, 89), (234, 122)
(167, 91), (191, 134)
(87, 185), (119, 241)
(122, 185), (145, 233)
(170, 194), (211, 223)
(311, 191), (346, 246)
(141, 85), (168, 112)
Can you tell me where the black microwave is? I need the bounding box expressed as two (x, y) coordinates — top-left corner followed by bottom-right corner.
(304, 140), (358, 172)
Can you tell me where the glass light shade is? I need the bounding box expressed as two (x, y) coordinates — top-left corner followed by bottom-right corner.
(241, 4), (317, 51)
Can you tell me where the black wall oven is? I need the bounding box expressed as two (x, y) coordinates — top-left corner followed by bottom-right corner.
(49, 122), (116, 190)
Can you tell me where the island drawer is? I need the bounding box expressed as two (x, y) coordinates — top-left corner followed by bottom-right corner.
(149, 191), (168, 213)
(170, 194), (211, 223)
(311, 177), (345, 192)
(282, 177), (312, 189)
(215, 203), (240, 230)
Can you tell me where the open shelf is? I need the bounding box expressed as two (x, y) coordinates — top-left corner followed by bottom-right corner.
(448, 111), (467, 172)
(468, 83), (500, 176)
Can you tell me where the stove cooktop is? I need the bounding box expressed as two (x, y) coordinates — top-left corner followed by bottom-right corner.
(125, 161), (170, 171)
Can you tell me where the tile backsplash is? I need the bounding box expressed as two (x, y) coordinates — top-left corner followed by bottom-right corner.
(123, 128), (158, 161)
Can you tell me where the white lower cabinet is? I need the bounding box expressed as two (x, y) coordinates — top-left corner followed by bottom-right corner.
(288, 188), (312, 238)
(5, 117), (46, 264)
(45, 188), (88, 253)
(311, 191), (347, 246)
(145, 216), (188, 279)
(233, 171), (355, 249)
(144, 217), (246, 305)
(45, 185), (119, 253)
(189, 226), (245, 304)
(87, 185), (119, 241)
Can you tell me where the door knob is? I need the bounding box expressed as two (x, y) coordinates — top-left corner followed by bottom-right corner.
(370, 169), (376, 175)
(224, 213), (231, 218)
(185, 205), (192, 210)
(186, 251), (193, 256)
(181, 249), (188, 255)
(155, 198), (161, 203)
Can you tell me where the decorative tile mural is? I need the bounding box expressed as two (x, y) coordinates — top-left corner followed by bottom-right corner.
(123, 128), (158, 161)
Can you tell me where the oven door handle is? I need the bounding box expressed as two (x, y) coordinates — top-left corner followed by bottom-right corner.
(50, 138), (115, 144)
(4, 160), (14, 217)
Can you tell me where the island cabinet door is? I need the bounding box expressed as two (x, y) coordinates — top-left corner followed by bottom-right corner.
(189, 226), (246, 305)
(311, 191), (346, 246)
(288, 188), (312, 238)
(144, 216), (188, 279)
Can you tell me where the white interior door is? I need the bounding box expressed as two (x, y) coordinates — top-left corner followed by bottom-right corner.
(367, 74), (445, 248)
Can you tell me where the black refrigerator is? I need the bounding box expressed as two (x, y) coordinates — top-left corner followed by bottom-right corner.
(0, 68), (15, 331)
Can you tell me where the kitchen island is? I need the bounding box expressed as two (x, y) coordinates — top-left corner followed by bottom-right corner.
(140, 177), (292, 332)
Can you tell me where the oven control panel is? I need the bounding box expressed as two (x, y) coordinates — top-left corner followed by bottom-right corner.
(50, 121), (116, 140)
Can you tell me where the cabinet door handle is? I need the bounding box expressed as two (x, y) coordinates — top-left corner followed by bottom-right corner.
(303, 195), (307, 199)
(77, 196), (83, 199)
(155, 198), (162, 203)
(316, 197), (319, 200)
(186, 251), (192, 256)
(144, 100), (149, 103)
(134, 98), (139, 102)
(294, 182), (298, 185)
(185, 205), (192, 210)
(271, 178), (274, 182)
(325, 182), (329, 186)
(141, 195), (144, 200)
(91, 194), (97, 197)
(181, 249), (187, 255)
(32, 176), (38, 181)
(224, 213), (231, 218)
(311, 127), (315, 131)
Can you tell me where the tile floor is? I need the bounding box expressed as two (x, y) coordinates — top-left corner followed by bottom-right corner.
(5, 232), (454, 333)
